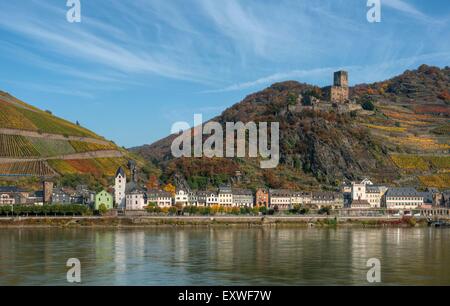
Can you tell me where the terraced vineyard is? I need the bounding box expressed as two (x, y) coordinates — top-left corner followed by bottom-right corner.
(419, 173), (450, 189)
(28, 138), (76, 157)
(48, 157), (129, 177)
(0, 95), (101, 139)
(14, 106), (100, 138)
(0, 160), (55, 177)
(391, 154), (450, 172)
(69, 140), (116, 153)
(0, 100), (37, 130)
(0, 134), (39, 157)
(0, 91), (155, 181)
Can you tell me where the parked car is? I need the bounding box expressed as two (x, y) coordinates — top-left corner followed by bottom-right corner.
(414, 213), (421, 217)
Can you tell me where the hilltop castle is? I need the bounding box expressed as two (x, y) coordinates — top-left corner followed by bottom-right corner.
(323, 71), (349, 103)
(285, 70), (361, 115)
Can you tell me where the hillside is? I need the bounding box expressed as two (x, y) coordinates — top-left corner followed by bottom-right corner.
(0, 91), (158, 188)
(132, 65), (450, 191)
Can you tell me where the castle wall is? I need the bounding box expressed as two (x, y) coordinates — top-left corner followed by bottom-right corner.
(330, 86), (349, 103)
(323, 85), (349, 103)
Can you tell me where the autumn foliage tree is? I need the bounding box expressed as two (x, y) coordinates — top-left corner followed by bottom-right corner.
(163, 183), (176, 196)
(146, 175), (160, 190)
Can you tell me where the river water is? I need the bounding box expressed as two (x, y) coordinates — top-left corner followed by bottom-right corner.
(0, 227), (449, 285)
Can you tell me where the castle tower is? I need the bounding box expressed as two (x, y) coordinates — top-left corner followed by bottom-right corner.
(43, 181), (53, 204)
(334, 71), (348, 87)
(323, 70), (349, 103)
(114, 167), (126, 209)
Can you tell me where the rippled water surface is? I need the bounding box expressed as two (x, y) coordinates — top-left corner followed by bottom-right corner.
(0, 227), (449, 285)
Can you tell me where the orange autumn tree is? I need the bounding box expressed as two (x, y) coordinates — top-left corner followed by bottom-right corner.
(163, 183), (176, 196)
(146, 175), (160, 190)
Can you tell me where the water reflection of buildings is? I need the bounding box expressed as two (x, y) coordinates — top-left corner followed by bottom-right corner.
(113, 230), (145, 284)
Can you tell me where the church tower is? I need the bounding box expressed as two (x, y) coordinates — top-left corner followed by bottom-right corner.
(114, 167), (126, 209)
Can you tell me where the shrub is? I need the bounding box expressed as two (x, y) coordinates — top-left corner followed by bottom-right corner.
(0, 204), (91, 216)
(259, 206), (267, 214)
(98, 204), (108, 215)
(318, 206), (331, 215)
(362, 100), (375, 111)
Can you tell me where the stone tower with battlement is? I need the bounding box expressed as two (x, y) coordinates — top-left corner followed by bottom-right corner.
(323, 71), (349, 103)
(334, 71), (348, 87)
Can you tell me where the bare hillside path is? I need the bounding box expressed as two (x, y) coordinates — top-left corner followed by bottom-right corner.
(0, 128), (112, 145)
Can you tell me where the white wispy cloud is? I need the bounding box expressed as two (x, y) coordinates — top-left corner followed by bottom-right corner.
(202, 67), (337, 93)
(383, 0), (438, 24)
(204, 51), (450, 93)
(0, 2), (212, 84)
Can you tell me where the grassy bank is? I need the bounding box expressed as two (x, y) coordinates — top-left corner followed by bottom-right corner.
(0, 216), (429, 228)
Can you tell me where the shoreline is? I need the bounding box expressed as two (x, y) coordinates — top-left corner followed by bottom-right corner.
(0, 215), (437, 228)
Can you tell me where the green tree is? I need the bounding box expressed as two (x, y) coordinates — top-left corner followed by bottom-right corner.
(362, 100), (375, 111)
(98, 204), (108, 215)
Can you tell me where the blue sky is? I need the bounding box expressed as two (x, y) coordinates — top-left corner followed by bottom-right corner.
(0, 0), (449, 147)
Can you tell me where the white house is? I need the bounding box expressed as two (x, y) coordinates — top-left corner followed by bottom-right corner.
(365, 185), (388, 208)
(114, 167), (126, 209)
(310, 192), (344, 209)
(147, 189), (173, 207)
(232, 189), (254, 207)
(206, 192), (218, 206)
(175, 189), (189, 206)
(269, 189), (292, 210)
(125, 188), (147, 210)
(385, 187), (423, 210)
(351, 178), (387, 208)
(290, 191), (312, 206)
(218, 186), (233, 207)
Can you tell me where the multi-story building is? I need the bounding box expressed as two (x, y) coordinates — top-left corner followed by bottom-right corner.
(52, 188), (71, 204)
(384, 187), (423, 210)
(175, 189), (189, 206)
(351, 178), (387, 208)
(195, 191), (208, 207)
(269, 189), (292, 210)
(350, 199), (371, 209)
(95, 190), (114, 210)
(27, 191), (44, 205)
(255, 188), (269, 207)
(218, 186), (233, 207)
(310, 192), (344, 209)
(188, 191), (198, 206)
(0, 187), (23, 205)
(70, 185), (95, 206)
(206, 191), (218, 206)
(341, 181), (352, 207)
(365, 185), (388, 208)
(147, 189), (173, 207)
(290, 191), (312, 206)
(441, 191), (450, 208)
(232, 189), (254, 207)
(125, 187), (147, 210)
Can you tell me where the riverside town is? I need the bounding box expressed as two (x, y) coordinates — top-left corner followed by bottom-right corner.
(1, 164), (449, 223)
